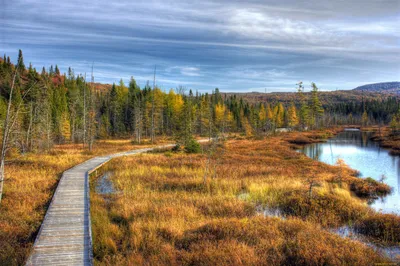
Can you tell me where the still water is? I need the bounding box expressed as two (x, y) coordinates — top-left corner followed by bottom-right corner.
(299, 129), (400, 214)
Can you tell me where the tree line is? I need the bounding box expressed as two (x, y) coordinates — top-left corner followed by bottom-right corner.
(0, 51), (321, 151)
(1, 50), (399, 155)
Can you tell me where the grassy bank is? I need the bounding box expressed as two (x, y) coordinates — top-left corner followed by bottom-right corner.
(0, 138), (170, 266)
(285, 128), (340, 146)
(90, 134), (398, 265)
(361, 126), (400, 155)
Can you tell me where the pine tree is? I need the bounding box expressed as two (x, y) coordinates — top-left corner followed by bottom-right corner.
(55, 65), (60, 75)
(109, 83), (118, 136)
(297, 82), (309, 130)
(17, 49), (25, 72)
(309, 82), (324, 129)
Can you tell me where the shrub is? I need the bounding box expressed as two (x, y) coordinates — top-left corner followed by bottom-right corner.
(275, 189), (367, 227)
(175, 217), (388, 265)
(350, 178), (391, 198)
(355, 213), (400, 243)
(287, 136), (312, 145)
(184, 139), (201, 154)
(172, 144), (181, 152)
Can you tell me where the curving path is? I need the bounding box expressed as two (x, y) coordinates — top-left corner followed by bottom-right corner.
(26, 144), (176, 266)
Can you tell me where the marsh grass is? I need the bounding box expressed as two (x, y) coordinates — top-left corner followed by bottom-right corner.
(366, 126), (400, 155)
(354, 213), (400, 243)
(90, 135), (396, 265)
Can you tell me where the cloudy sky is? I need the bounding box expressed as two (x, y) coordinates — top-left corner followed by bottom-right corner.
(1, 0), (399, 92)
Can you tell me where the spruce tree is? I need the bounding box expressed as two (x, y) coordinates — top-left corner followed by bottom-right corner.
(297, 82), (309, 130)
(309, 82), (324, 129)
(17, 49), (25, 71)
(109, 83), (118, 136)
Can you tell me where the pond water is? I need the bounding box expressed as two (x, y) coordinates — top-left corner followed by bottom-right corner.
(298, 129), (400, 214)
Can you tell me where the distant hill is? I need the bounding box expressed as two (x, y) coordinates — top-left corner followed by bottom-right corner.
(222, 90), (388, 106)
(221, 82), (400, 106)
(353, 82), (400, 93)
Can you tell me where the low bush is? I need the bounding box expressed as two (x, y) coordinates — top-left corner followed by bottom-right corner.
(350, 178), (391, 198)
(184, 139), (201, 153)
(275, 189), (367, 227)
(176, 217), (388, 266)
(355, 213), (400, 243)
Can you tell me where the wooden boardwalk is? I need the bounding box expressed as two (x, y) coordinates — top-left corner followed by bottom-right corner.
(26, 145), (174, 266)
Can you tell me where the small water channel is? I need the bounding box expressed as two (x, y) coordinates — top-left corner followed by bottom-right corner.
(95, 171), (116, 195)
(298, 129), (400, 214)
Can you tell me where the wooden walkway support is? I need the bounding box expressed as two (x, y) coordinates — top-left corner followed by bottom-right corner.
(26, 145), (174, 266)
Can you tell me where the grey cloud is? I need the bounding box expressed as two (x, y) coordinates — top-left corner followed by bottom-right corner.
(1, 0), (399, 91)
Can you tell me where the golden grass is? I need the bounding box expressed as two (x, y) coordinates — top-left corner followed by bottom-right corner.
(90, 135), (395, 265)
(0, 137), (172, 266)
(366, 126), (400, 155)
(355, 213), (400, 243)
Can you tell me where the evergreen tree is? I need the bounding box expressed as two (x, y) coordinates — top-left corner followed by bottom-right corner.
(109, 83), (118, 136)
(17, 49), (25, 72)
(309, 82), (324, 129)
(55, 65), (60, 75)
(297, 82), (309, 130)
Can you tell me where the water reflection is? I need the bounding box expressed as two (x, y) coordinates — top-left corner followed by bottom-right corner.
(299, 129), (400, 214)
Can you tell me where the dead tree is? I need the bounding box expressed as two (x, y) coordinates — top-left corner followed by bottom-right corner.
(87, 63), (96, 152)
(0, 61), (35, 203)
(151, 65), (156, 144)
(0, 67), (17, 203)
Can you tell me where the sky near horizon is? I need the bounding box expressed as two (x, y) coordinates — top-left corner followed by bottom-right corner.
(1, 0), (399, 92)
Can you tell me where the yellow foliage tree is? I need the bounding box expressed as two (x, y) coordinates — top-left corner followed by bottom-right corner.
(242, 117), (253, 137)
(215, 103), (225, 128)
(61, 113), (71, 141)
(259, 104), (267, 127)
(266, 103), (273, 121)
(287, 103), (298, 128)
(273, 103), (285, 127)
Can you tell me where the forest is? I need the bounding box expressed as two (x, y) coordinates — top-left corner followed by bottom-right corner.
(1, 50), (399, 155)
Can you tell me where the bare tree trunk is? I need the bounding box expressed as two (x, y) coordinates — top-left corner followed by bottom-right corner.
(46, 111), (51, 151)
(0, 63), (18, 204)
(88, 64), (95, 152)
(135, 98), (142, 144)
(83, 73), (87, 148)
(208, 103), (212, 141)
(151, 66), (156, 144)
(25, 102), (33, 152)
